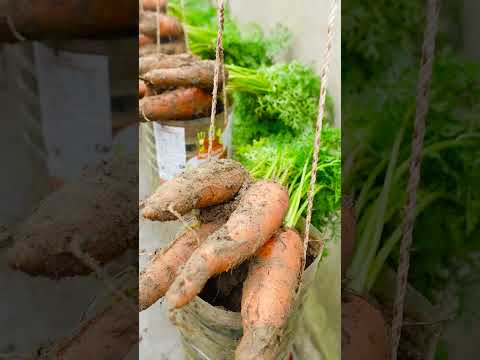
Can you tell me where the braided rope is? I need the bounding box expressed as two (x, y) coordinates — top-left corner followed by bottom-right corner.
(303, 0), (338, 261)
(207, 0), (225, 160)
(390, 0), (441, 359)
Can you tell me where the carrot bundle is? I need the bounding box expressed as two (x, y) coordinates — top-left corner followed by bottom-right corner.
(141, 159), (248, 221)
(165, 181), (289, 309)
(236, 229), (303, 360)
(142, 60), (223, 91)
(139, 222), (222, 311)
(7, 156), (137, 278)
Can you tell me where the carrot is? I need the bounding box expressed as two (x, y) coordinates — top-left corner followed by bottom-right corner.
(142, 60), (225, 91)
(139, 12), (183, 39)
(235, 229), (303, 360)
(139, 41), (186, 56)
(139, 222), (222, 311)
(7, 156), (137, 278)
(140, 53), (200, 75)
(40, 301), (138, 359)
(142, 0), (168, 12)
(139, 87), (213, 121)
(166, 181), (289, 309)
(139, 33), (154, 47)
(142, 159), (248, 221)
(139, 80), (147, 98)
(6, 0), (136, 41)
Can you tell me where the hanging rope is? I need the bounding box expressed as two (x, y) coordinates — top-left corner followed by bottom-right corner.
(303, 0), (338, 261)
(180, 0), (190, 52)
(390, 0), (441, 359)
(156, 0), (162, 55)
(207, 0), (225, 160)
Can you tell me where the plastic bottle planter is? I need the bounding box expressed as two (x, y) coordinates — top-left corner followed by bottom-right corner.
(171, 227), (323, 360)
(151, 110), (232, 185)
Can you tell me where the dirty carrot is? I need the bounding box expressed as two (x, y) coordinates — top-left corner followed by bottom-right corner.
(41, 301), (138, 359)
(166, 181), (289, 309)
(139, 53), (200, 75)
(139, 33), (154, 47)
(139, 11), (183, 39)
(8, 156), (137, 278)
(139, 87), (212, 121)
(141, 159), (248, 221)
(139, 222), (222, 311)
(236, 228), (303, 360)
(142, 60), (223, 91)
(139, 80), (147, 98)
(141, 0), (167, 12)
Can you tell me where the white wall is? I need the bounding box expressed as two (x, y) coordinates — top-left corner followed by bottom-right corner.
(229, 0), (341, 126)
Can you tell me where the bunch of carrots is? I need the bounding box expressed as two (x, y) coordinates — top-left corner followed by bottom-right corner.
(139, 159), (305, 360)
(139, 0), (228, 123)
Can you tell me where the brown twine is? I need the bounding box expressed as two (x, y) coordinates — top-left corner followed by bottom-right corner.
(5, 15), (26, 42)
(390, 0), (441, 359)
(303, 0), (338, 262)
(207, 0), (225, 160)
(180, 0), (190, 52)
(156, 0), (162, 55)
(139, 0), (144, 14)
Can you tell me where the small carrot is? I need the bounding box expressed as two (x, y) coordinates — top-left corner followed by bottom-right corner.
(235, 229), (303, 360)
(141, 0), (167, 12)
(139, 80), (147, 98)
(139, 222), (222, 311)
(140, 53), (200, 75)
(141, 159), (248, 221)
(139, 87), (212, 121)
(142, 60), (224, 91)
(43, 301), (138, 359)
(139, 12), (183, 39)
(139, 33), (154, 47)
(139, 42), (186, 56)
(166, 181), (289, 309)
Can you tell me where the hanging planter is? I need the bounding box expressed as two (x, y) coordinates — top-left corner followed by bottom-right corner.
(171, 223), (324, 360)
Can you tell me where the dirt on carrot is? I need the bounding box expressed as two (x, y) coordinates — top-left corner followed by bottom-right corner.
(235, 228), (303, 360)
(139, 53), (200, 75)
(7, 155), (138, 278)
(142, 60), (224, 91)
(165, 180), (289, 309)
(139, 222), (222, 311)
(142, 159), (249, 221)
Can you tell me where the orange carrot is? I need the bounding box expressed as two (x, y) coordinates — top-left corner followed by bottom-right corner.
(139, 12), (183, 39)
(142, 0), (168, 12)
(235, 229), (303, 360)
(140, 53), (200, 75)
(41, 301), (138, 359)
(139, 222), (222, 311)
(166, 181), (289, 309)
(141, 159), (248, 221)
(139, 87), (213, 121)
(139, 33), (154, 47)
(142, 60), (223, 91)
(8, 0), (136, 41)
(139, 80), (147, 99)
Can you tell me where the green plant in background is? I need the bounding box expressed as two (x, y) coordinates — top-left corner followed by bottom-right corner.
(168, 0), (291, 68)
(229, 62), (334, 145)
